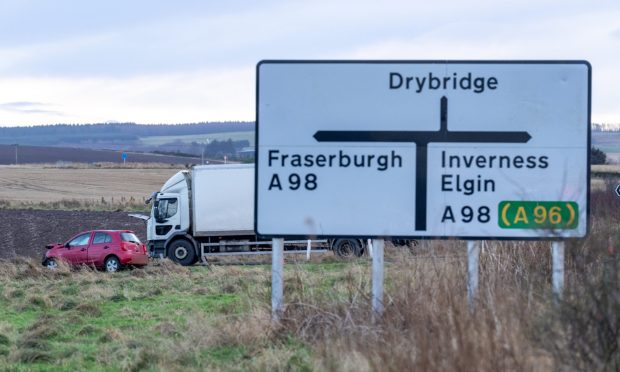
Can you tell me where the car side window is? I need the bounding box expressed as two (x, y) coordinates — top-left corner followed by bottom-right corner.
(93, 232), (112, 245)
(68, 233), (91, 247)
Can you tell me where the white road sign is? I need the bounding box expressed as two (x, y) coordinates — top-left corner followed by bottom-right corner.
(255, 61), (590, 239)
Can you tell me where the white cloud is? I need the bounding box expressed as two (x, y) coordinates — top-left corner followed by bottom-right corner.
(332, 5), (620, 123)
(0, 0), (618, 125)
(0, 66), (255, 126)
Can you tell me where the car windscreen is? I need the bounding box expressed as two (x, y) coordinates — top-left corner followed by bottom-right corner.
(121, 233), (141, 244)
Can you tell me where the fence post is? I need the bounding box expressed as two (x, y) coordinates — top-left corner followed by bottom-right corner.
(272, 238), (284, 321)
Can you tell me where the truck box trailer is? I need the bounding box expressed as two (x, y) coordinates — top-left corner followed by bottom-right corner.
(143, 164), (366, 265)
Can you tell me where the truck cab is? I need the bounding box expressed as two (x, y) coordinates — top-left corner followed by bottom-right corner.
(147, 170), (192, 259)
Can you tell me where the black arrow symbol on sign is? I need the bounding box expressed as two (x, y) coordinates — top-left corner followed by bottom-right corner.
(313, 96), (532, 231)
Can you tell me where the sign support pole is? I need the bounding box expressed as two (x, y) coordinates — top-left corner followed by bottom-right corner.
(306, 239), (311, 260)
(467, 240), (480, 311)
(272, 238), (284, 321)
(372, 239), (384, 318)
(551, 241), (565, 303)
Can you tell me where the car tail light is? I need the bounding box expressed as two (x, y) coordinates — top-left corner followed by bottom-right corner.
(142, 244), (147, 253)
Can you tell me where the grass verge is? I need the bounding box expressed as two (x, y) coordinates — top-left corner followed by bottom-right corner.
(0, 188), (618, 370)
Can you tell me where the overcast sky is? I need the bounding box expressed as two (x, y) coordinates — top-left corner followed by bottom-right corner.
(0, 0), (618, 126)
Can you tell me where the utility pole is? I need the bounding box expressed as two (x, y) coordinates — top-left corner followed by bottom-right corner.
(14, 144), (18, 165)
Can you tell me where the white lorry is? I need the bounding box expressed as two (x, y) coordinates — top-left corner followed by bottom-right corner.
(143, 164), (366, 265)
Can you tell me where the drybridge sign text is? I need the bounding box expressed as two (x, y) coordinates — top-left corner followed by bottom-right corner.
(255, 61), (590, 239)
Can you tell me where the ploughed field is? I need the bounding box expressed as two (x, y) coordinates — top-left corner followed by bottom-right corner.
(0, 164), (619, 260)
(0, 165), (172, 259)
(0, 209), (145, 260)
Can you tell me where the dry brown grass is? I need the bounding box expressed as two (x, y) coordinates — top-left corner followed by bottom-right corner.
(5, 162), (187, 169)
(0, 189), (618, 370)
(592, 164), (620, 175)
(590, 165), (620, 191)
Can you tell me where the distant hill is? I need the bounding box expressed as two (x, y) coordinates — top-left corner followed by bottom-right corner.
(0, 122), (254, 147)
(0, 122), (255, 161)
(0, 143), (209, 165)
(592, 123), (620, 132)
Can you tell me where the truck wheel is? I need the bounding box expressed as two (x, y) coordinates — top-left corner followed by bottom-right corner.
(333, 239), (362, 258)
(168, 240), (196, 266)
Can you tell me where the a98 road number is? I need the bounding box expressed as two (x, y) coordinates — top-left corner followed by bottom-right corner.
(441, 205), (491, 224)
(268, 173), (318, 191)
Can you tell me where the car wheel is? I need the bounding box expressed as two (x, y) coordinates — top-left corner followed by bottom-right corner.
(104, 256), (120, 273)
(167, 240), (196, 266)
(45, 258), (58, 270)
(333, 239), (362, 258)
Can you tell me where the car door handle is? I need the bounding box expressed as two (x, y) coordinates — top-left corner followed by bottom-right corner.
(80, 248), (86, 251)
(104, 246), (110, 249)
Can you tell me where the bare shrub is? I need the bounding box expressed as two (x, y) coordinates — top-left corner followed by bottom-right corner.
(0, 257), (71, 280)
(535, 235), (620, 371)
(150, 309), (274, 368)
(142, 258), (191, 276)
(275, 242), (550, 371)
(0, 197), (150, 212)
(38, 162), (182, 169)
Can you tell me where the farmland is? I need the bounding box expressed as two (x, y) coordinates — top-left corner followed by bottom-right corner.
(0, 144), (203, 166)
(0, 163), (618, 370)
(0, 165), (177, 259)
(0, 123), (255, 160)
(139, 131), (254, 146)
(0, 163), (617, 260)
(0, 165), (178, 209)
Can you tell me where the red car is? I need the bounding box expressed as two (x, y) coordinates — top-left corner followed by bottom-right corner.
(42, 230), (148, 272)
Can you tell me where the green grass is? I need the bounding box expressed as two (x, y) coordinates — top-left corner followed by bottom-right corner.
(139, 131), (254, 146)
(0, 257), (371, 370)
(1, 220), (618, 371)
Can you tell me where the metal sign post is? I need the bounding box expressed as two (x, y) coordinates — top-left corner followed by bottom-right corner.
(271, 238), (284, 321)
(551, 241), (565, 302)
(467, 241), (480, 311)
(306, 239), (311, 260)
(372, 239), (385, 317)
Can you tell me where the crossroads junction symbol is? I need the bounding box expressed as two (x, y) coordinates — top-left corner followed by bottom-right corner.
(313, 96), (532, 231)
